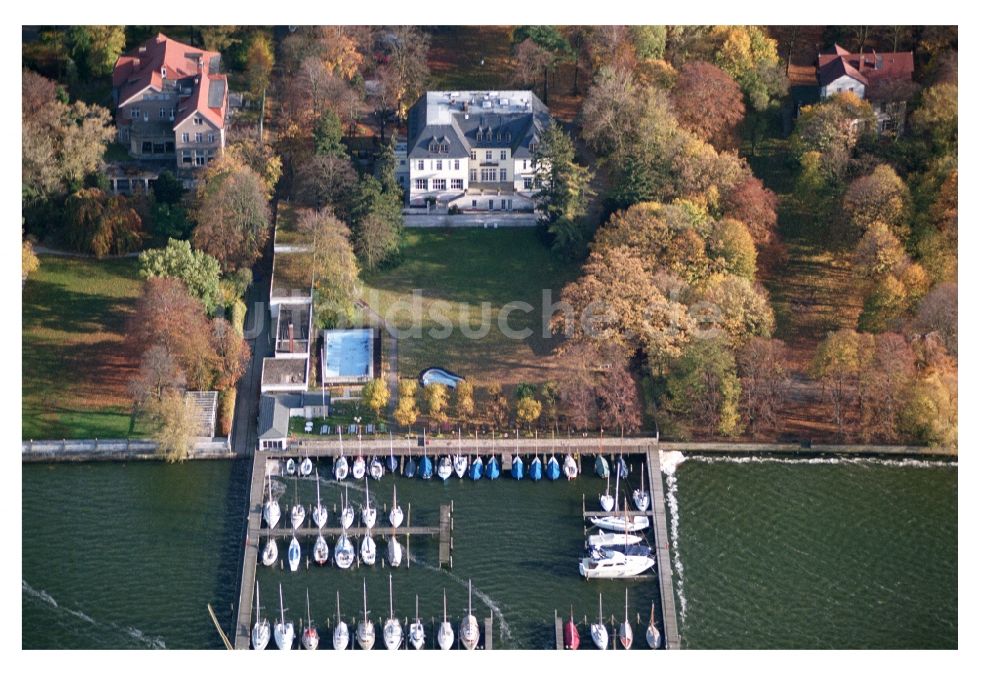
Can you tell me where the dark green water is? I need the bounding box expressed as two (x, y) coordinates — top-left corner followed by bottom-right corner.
(21, 454), (957, 649)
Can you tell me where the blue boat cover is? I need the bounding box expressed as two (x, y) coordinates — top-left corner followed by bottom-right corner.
(387, 454), (399, 474)
(617, 457), (629, 479)
(469, 457), (484, 481)
(485, 456), (500, 480)
(404, 457), (417, 478)
(545, 456), (561, 481)
(418, 456), (434, 479)
(511, 456), (524, 480)
(529, 457), (543, 481)
(595, 455), (610, 478)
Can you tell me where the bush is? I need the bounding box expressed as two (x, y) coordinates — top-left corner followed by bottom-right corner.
(218, 388), (236, 437)
(230, 298), (247, 332)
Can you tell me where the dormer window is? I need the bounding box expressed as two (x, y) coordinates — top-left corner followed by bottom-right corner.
(476, 129), (483, 142)
(529, 141), (538, 153)
(486, 129), (492, 141)
(430, 142), (439, 153)
(441, 142), (449, 153)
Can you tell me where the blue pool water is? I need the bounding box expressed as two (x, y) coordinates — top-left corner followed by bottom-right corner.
(323, 329), (373, 379)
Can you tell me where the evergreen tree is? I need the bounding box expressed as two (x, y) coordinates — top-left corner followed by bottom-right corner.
(533, 124), (593, 259)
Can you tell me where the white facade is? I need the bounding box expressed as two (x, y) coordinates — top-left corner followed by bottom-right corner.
(820, 74), (866, 99)
(409, 157), (468, 205)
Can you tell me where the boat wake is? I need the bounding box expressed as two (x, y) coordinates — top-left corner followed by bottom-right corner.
(658, 452), (688, 623)
(685, 455), (955, 469)
(22, 579), (167, 649)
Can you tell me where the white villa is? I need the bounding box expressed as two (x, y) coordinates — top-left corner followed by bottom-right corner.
(402, 90), (550, 212)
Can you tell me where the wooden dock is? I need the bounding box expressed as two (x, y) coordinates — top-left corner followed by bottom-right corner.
(233, 451), (267, 650)
(484, 613), (493, 650)
(646, 447), (681, 649)
(554, 613), (564, 650)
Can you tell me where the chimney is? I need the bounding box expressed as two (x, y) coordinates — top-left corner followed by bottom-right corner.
(287, 321), (295, 353)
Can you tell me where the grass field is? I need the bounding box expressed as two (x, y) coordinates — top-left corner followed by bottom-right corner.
(22, 256), (145, 439)
(360, 228), (580, 387)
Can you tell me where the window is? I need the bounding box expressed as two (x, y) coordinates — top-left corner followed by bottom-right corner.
(196, 133), (203, 143)
(524, 178), (534, 190)
(453, 160), (460, 170)
(451, 179), (463, 190)
(481, 167), (497, 182)
(485, 151), (493, 161)
(441, 143), (449, 153)
(476, 130), (483, 142)
(417, 160), (424, 171)
(471, 150), (477, 160)
(141, 141), (152, 154)
(143, 111), (149, 121)
(130, 108), (139, 119)
(523, 160), (528, 169)
(182, 132), (190, 143)
(415, 178), (428, 190)
(432, 179), (447, 191)
(208, 133), (215, 143)
(429, 142), (439, 153)
(499, 169), (507, 181)
(529, 141), (538, 153)
(194, 117), (204, 125)
(159, 107), (166, 118)
(470, 169), (477, 182)
(181, 150), (192, 164)
(195, 151), (206, 167)
(435, 160), (443, 171)
(500, 150), (507, 160)
(472, 199), (477, 208)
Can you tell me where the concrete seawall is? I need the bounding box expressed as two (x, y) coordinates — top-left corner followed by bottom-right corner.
(21, 437), (234, 463)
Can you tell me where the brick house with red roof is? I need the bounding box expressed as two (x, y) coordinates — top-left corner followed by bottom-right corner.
(112, 33), (228, 171)
(818, 44), (917, 134)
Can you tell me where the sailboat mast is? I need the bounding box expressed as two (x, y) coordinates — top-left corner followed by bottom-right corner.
(255, 581), (261, 625)
(337, 590), (342, 623)
(389, 575), (394, 618)
(306, 588), (312, 627)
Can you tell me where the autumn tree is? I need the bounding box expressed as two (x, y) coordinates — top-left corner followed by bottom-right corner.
(843, 164), (911, 239)
(64, 188), (144, 257)
(66, 26), (126, 78)
(245, 31), (275, 99)
(210, 317), (250, 391)
(556, 343), (597, 432)
(719, 176), (778, 245)
(594, 346), (642, 435)
(352, 156), (404, 270)
(128, 344), (185, 411)
(711, 25), (787, 111)
(792, 93), (875, 179)
(697, 274), (775, 346)
(362, 378), (391, 420)
(856, 333), (917, 444)
(515, 392), (543, 430)
(736, 337), (789, 438)
(424, 383), (450, 431)
(192, 157), (271, 272)
(293, 154), (359, 222)
(484, 381), (510, 429)
(512, 26), (574, 103)
(914, 168), (957, 284)
(707, 218), (757, 280)
(910, 83), (958, 155)
(301, 208), (359, 328)
(454, 380), (475, 422)
(380, 27), (430, 114)
(533, 123), (594, 259)
(394, 379), (419, 431)
(227, 128), (283, 197)
(151, 391), (196, 462)
(139, 238), (222, 311)
(671, 61), (745, 150)
(913, 282), (958, 355)
(853, 221), (908, 278)
(660, 337), (742, 437)
(630, 25), (666, 60)
(22, 237), (40, 283)
(811, 329), (863, 438)
(896, 366), (957, 450)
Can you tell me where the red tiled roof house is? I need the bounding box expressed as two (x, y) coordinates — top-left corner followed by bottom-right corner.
(112, 33), (228, 170)
(817, 44), (916, 133)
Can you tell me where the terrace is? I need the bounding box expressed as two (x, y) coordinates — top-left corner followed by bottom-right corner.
(273, 202), (315, 251)
(269, 251), (314, 311)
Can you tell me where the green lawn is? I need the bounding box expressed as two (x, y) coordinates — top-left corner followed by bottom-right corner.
(360, 228), (580, 386)
(22, 256), (146, 439)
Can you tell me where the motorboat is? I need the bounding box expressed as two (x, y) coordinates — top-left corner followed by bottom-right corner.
(599, 473), (615, 512)
(620, 589), (633, 649)
(438, 589), (454, 650)
(418, 453), (434, 480)
(312, 471), (328, 529)
(299, 456), (313, 477)
(251, 581), (270, 650)
(263, 474), (280, 529)
(646, 602), (662, 650)
(389, 485), (404, 529)
(334, 455), (349, 481)
(334, 532), (355, 569)
(273, 584), (294, 650)
(587, 530), (642, 550)
(454, 454), (468, 478)
(313, 532), (329, 565)
(588, 514), (650, 533)
(387, 535), (402, 567)
(360, 529), (377, 566)
(633, 463), (650, 512)
(594, 455), (610, 479)
(285, 458), (296, 475)
(356, 579), (376, 650)
(545, 455), (561, 480)
(579, 548), (654, 579)
(383, 575), (403, 650)
(332, 591), (350, 650)
(470, 455), (484, 481)
(590, 594), (609, 650)
(460, 579), (479, 650)
(510, 455), (524, 480)
(352, 455), (366, 479)
(288, 535), (301, 572)
(437, 455), (453, 480)
(302, 589), (319, 650)
(340, 486), (355, 529)
(408, 595), (426, 649)
(564, 607), (580, 650)
(563, 454), (579, 480)
(261, 531), (278, 567)
(361, 478), (377, 528)
(617, 455), (629, 479)
(528, 456), (542, 481)
(369, 456), (384, 481)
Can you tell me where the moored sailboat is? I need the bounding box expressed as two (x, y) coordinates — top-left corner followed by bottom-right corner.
(332, 590), (350, 650)
(632, 463), (650, 512)
(587, 530), (642, 550)
(302, 589), (319, 650)
(369, 456), (384, 481)
(563, 454), (579, 480)
(288, 535), (301, 572)
(470, 455), (484, 481)
(460, 579), (479, 650)
(340, 485), (355, 529)
(590, 593), (609, 650)
(312, 470), (327, 529)
(299, 456), (313, 477)
(545, 454), (561, 481)
(564, 606), (580, 650)
(356, 579), (375, 650)
(334, 454), (349, 481)
(263, 473), (281, 529)
(387, 535), (402, 567)
(599, 472), (615, 512)
(437, 454), (453, 480)
(261, 528), (278, 567)
(408, 595), (425, 649)
(594, 455), (610, 479)
(361, 477), (376, 528)
(290, 480), (305, 530)
(404, 449), (417, 478)
(510, 454), (524, 480)
(418, 451), (434, 480)
(360, 529), (376, 566)
(251, 581), (270, 650)
(313, 531), (329, 565)
(588, 513), (650, 533)
(273, 584), (294, 650)
(528, 455), (543, 481)
(383, 574), (403, 650)
(389, 484), (404, 529)
(352, 454), (366, 479)
(285, 458), (296, 476)
(579, 547), (655, 579)
(438, 589), (454, 650)
(387, 433), (399, 474)
(617, 455), (629, 479)
(619, 589), (633, 649)
(334, 531), (355, 569)
(646, 602), (662, 650)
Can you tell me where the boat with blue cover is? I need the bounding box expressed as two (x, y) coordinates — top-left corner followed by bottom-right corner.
(510, 455), (524, 480)
(594, 455), (610, 479)
(528, 456), (543, 481)
(545, 455), (561, 481)
(486, 456), (501, 480)
(470, 456), (484, 481)
(387, 436), (399, 474)
(419, 454), (434, 480)
(617, 455), (629, 479)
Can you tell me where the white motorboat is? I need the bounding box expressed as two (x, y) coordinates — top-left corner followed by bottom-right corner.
(437, 455), (453, 480)
(387, 535), (402, 567)
(333, 591), (350, 650)
(334, 455), (349, 481)
(389, 485), (404, 529)
(273, 584), (295, 650)
(251, 581), (270, 650)
(620, 589), (633, 649)
(285, 458), (296, 475)
(313, 532), (329, 565)
(563, 454), (579, 480)
(312, 471), (328, 529)
(588, 514), (650, 533)
(646, 602), (662, 650)
(356, 579), (376, 650)
(587, 530), (642, 550)
(263, 474), (281, 529)
(261, 531), (278, 567)
(361, 478), (377, 528)
(408, 595), (425, 649)
(454, 454), (468, 479)
(460, 579), (479, 650)
(590, 593), (609, 650)
(384, 574), (403, 650)
(369, 457), (384, 481)
(288, 535), (302, 572)
(340, 486), (355, 529)
(302, 589), (319, 650)
(334, 532), (355, 569)
(438, 589), (454, 650)
(299, 456), (313, 477)
(578, 548), (655, 579)
(632, 463), (650, 512)
(360, 530), (376, 566)
(352, 455), (366, 479)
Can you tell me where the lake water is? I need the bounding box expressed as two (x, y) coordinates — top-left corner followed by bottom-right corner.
(21, 454), (957, 649)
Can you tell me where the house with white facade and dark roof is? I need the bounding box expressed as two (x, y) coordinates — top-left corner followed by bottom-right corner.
(817, 44), (916, 134)
(404, 91), (550, 211)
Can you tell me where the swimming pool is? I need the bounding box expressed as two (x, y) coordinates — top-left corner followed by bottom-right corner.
(323, 328), (374, 383)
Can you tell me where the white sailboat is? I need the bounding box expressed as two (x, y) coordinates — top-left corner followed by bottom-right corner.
(437, 454), (453, 480)
(352, 454), (366, 479)
(285, 458), (296, 475)
(590, 593), (609, 650)
(334, 532), (355, 569)
(251, 581), (270, 650)
(369, 456), (384, 481)
(313, 531), (329, 565)
(646, 602), (662, 650)
(288, 535), (302, 572)
(302, 589), (319, 650)
(620, 589), (633, 649)
(632, 463), (650, 512)
(273, 584), (295, 651)
(563, 454), (579, 479)
(438, 589), (454, 650)
(361, 477), (376, 528)
(261, 528), (278, 567)
(334, 430), (349, 480)
(454, 431), (468, 478)
(589, 513), (651, 533)
(579, 547), (655, 579)
(332, 591), (350, 650)
(599, 472), (614, 512)
(460, 579), (479, 650)
(340, 485), (355, 529)
(312, 471), (327, 529)
(387, 535), (402, 567)
(263, 473), (281, 529)
(290, 479), (305, 530)
(299, 456), (313, 477)
(356, 579), (376, 650)
(360, 529), (377, 566)
(408, 595), (426, 649)
(384, 574), (403, 650)
(389, 485), (404, 529)
(587, 530), (642, 550)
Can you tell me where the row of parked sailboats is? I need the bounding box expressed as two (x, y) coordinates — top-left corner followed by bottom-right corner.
(580, 458), (656, 579)
(562, 591), (662, 650)
(253, 577), (481, 651)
